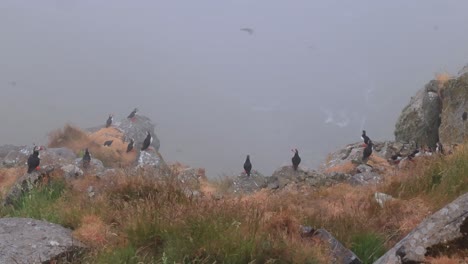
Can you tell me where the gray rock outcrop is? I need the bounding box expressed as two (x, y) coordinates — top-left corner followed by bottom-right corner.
(374, 192), (468, 263)
(228, 171), (268, 194)
(117, 115), (160, 151)
(0, 218), (85, 264)
(394, 80), (442, 148)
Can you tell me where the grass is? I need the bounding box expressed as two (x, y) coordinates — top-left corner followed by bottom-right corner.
(0, 142), (467, 263)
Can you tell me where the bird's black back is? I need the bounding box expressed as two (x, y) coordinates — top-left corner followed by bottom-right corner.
(141, 134), (151, 150)
(363, 142), (373, 160)
(27, 151), (40, 173)
(106, 116), (112, 128)
(127, 140), (134, 153)
(243, 156), (252, 176)
(292, 151), (301, 170)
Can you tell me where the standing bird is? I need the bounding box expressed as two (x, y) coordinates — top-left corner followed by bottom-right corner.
(82, 148), (91, 169)
(141, 131), (152, 151)
(362, 140), (373, 162)
(361, 130), (370, 145)
(126, 138), (135, 153)
(127, 108), (138, 120)
(291, 149), (301, 171)
(106, 114), (113, 128)
(27, 146), (41, 173)
(103, 140), (113, 147)
(436, 141), (444, 155)
(243, 155), (252, 176)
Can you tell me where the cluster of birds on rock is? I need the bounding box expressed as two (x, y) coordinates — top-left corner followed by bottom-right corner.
(26, 108), (154, 173)
(243, 149), (301, 176)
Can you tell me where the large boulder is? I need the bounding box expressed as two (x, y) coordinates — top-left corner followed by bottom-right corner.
(0, 218), (85, 263)
(228, 171), (268, 194)
(374, 192), (468, 264)
(3, 165), (55, 206)
(117, 115), (161, 151)
(2, 146), (30, 168)
(438, 73), (468, 145)
(394, 80), (442, 148)
(269, 166), (347, 189)
(0, 145), (21, 160)
(74, 158), (105, 175)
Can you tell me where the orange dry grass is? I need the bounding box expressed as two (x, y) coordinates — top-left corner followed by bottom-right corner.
(426, 256), (467, 264)
(73, 215), (110, 247)
(324, 161), (356, 174)
(435, 72), (452, 89)
(48, 125), (137, 167)
(0, 168), (25, 198)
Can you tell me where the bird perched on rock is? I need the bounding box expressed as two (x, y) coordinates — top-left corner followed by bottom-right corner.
(126, 138), (134, 153)
(436, 142), (444, 155)
(106, 114), (113, 128)
(127, 108), (138, 120)
(141, 131), (152, 151)
(27, 146), (42, 173)
(388, 153), (403, 165)
(291, 149), (301, 171)
(362, 140), (373, 162)
(361, 130), (370, 145)
(407, 149), (420, 161)
(82, 148), (91, 168)
(243, 155), (252, 176)
(103, 140), (113, 147)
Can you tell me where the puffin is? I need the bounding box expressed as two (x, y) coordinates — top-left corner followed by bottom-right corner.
(389, 153), (403, 165)
(126, 138), (135, 153)
(103, 140), (113, 147)
(127, 108), (138, 120)
(82, 148), (91, 168)
(291, 149), (301, 171)
(407, 149), (420, 161)
(362, 140), (373, 162)
(27, 146), (42, 173)
(243, 155), (252, 176)
(106, 114), (113, 128)
(361, 130), (370, 145)
(141, 131), (152, 151)
(436, 142), (444, 155)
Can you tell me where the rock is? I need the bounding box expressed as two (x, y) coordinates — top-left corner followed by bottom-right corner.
(301, 227), (362, 264)
(40, 147), (77, 166)
(2, 146), (30, 168)
(117, 115), (160, 151)
(228, 171), (267, 194)
(136, 150), (164, 169)
(0, 144), (21, 160)
(0, 218), (85, 263)
(61, 164), (84, 179)
(439, 73), (468, 145)
(374, 192), (394, 208)
(3, 165), (55, 206)
(356, 164), (373, 173)
(394, 81), (442, 148)
(349, 171), (382, 186)
(374, 192), (468, 264)
(74, 158), (105, 174)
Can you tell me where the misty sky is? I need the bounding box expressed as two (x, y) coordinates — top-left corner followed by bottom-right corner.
(1, 1), (468, 177)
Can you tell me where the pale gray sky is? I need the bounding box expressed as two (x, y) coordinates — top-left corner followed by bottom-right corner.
(1, 1), (468, 177)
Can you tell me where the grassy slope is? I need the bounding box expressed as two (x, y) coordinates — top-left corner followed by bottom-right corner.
(0, 142), (467, 263)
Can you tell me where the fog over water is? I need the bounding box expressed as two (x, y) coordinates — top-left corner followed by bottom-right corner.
(2, 1), (468, 177)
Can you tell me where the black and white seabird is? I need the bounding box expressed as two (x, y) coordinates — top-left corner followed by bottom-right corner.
(127, 108), (138, 119)
(141, 131), (152, 151)
(103, 140), (113, 147)
(243, 155), (252, 176)
(361, 130), (370, 145)
(106, 114), (113, 128)
(407, 149), (420, 161)
(291, 149), (301, 171)
(126, 138), (134, 153)
(389, 153), (403, 165)
(82, 148), (91, 168)
(436, 142), (444, 155)
(27, 146), (42, 173)
(362, 140), (373, 162)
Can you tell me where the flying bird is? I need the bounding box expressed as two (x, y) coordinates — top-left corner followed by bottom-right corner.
(127, 108), (138, 120)
(106, 114), (113, 128)
(126, 138), (135, 153)
(243, 155), (252, 176)
(141, 131), (152, 151)
(82, 148), (91, 168)
(103, 140), (113, 147)
(27, 146), (42, 173)
(240, 28), (254, 35)
(291, 149), (301, 171)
